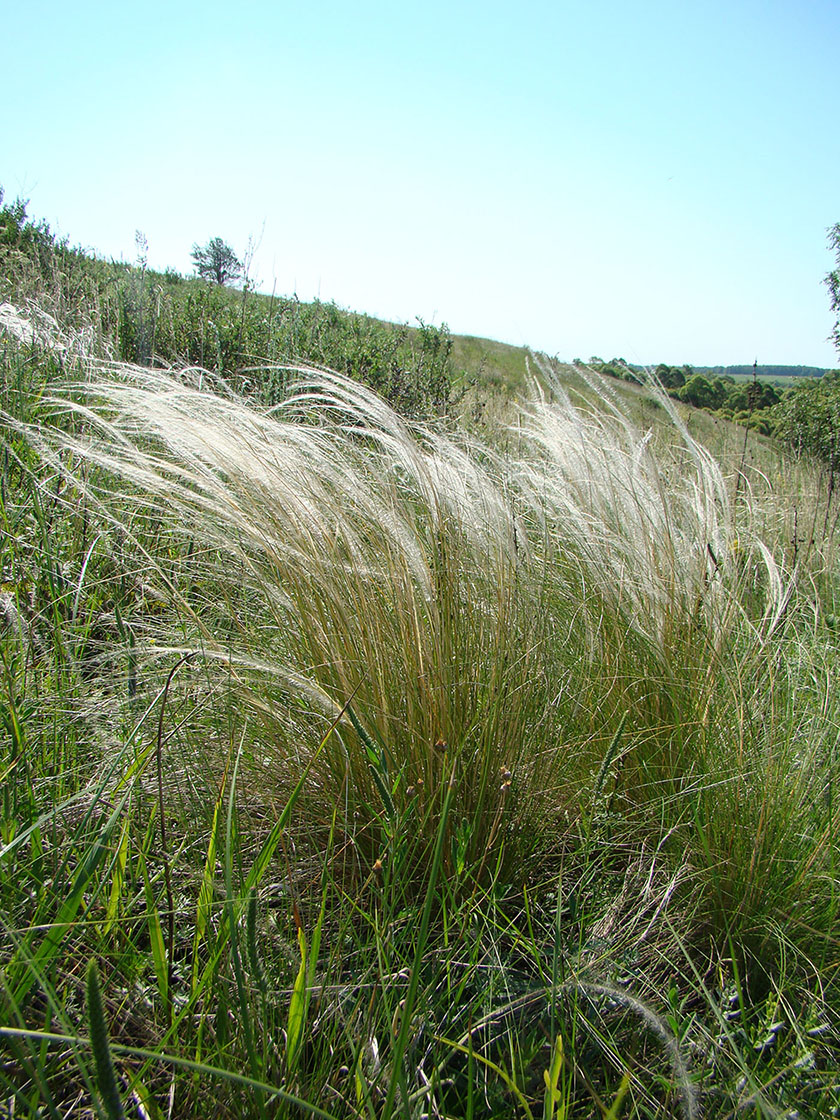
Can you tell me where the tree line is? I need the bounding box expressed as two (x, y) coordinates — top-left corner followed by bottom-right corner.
(588, 221), (840, 477)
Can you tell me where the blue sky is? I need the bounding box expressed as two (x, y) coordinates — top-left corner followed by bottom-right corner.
(4, 0), (839, 366)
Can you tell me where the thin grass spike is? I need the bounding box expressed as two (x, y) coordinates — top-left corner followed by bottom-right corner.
(86, 959), (127, 1120)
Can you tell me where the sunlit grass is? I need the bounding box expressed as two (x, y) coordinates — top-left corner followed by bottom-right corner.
(1, 316), (839, 1115)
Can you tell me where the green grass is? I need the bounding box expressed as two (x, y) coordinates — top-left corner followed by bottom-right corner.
(2, 229), (840, 1116)
(450, 334), (536, 395)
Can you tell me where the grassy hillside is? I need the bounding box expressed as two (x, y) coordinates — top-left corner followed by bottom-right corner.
(0, 193), (457, 420)
(2, 197), (840, 1118)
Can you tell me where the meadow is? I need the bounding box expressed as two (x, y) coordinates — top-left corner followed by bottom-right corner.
(1, 202), (839, 1118)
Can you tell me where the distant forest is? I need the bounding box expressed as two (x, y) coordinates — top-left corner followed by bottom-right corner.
(693, 364), (832, 379)
(627, 363), (834, 379)
(587, 356), (840, 435)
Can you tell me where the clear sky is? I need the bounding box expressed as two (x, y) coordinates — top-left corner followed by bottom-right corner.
(4, 0), (839, 367)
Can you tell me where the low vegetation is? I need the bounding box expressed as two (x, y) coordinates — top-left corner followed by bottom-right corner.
(0, 191), (453, 421)
(2, 193), (840, 1118)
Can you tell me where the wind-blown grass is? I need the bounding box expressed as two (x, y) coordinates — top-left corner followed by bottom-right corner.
(25, 360), (793, 887)
(2, 342), (839, 1116)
